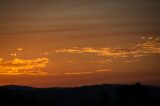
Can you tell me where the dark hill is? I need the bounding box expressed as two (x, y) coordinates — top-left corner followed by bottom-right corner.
(0, 83), (160, 106)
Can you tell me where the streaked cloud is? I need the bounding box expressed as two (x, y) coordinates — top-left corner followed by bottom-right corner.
(0, 58), (50, 75)
(63, 69), (111, 75)
(10, 52), (17, 57)
(141, 36), (146, 40)
(17, 48), (23, 51)
(56, 47), (134, 58)
(56, 37), (160, 58)
(91, 59), (112, 64)
(64, 71), (93, 75)
(96, 69), (111, 72)
(124, 59), (140, 63)
(44, 52), (49, 56)
(135, 38), (160, 54)
(1, 37), (159, 76)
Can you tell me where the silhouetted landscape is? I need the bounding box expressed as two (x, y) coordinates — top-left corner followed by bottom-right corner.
(0, 83), (160, 106)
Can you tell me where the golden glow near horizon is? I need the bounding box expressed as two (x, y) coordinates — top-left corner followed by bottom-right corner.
(0, 36), (159, 76)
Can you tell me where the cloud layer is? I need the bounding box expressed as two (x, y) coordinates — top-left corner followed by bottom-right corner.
(0, 58), (50, 75)
(56, 37), (160, 58)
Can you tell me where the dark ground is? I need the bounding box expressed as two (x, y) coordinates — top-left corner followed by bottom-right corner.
(0, 83), (160, 106)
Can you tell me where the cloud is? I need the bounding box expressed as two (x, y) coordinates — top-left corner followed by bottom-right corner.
(135, 38), (160, 55)
(10, 52), (17, 57)
(56, 37), (160, 58)
(64, 71), (93, 75)
(124, 60), (139, 63)
(63, 69), (111, 75)
(91, 59), (112, 64)
(56, 47), (134, 58)
(44, 52), (49, 56)
(0, 58), (50, 75)
(96, 69), (111, 72)
(17, 48), (23, 51)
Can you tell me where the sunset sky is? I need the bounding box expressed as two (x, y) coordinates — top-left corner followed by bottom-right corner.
(0, 0), (160, 87)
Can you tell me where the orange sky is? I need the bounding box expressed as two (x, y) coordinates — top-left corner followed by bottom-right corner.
(0, 0), (160, 87)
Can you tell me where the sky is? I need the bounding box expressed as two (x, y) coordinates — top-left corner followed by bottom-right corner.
(0, 0), (160, 87)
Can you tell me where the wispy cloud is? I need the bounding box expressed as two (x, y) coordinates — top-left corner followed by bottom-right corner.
(10, 52), (17, 57)
(56, 37), (160, 58)
(96, 69), (111, 72)
(135, 38), (160, 54)
(0, 58), (50, 75)
(17, 48), (23, 51)
(56, 47), (134, 58)
(64, 71), (93, 75)
(63, 69), (111, 75)
(1, 37), (159, 76)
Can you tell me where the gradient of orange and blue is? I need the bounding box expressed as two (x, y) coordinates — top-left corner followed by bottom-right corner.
(0, 0), (160, 87)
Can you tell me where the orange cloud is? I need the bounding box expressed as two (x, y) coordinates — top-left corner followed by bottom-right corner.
(135, 38), (160, 54)
(56, 47), (134, 58)
(56, 37), (160, 58)
(64, 71), (93, 75)
(96, 69), (111, 72)
(10, 52), (17, 57)
(63, 69), (111, 76)
(0, 58), (50, 75)
(17, 48), (23, 51)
